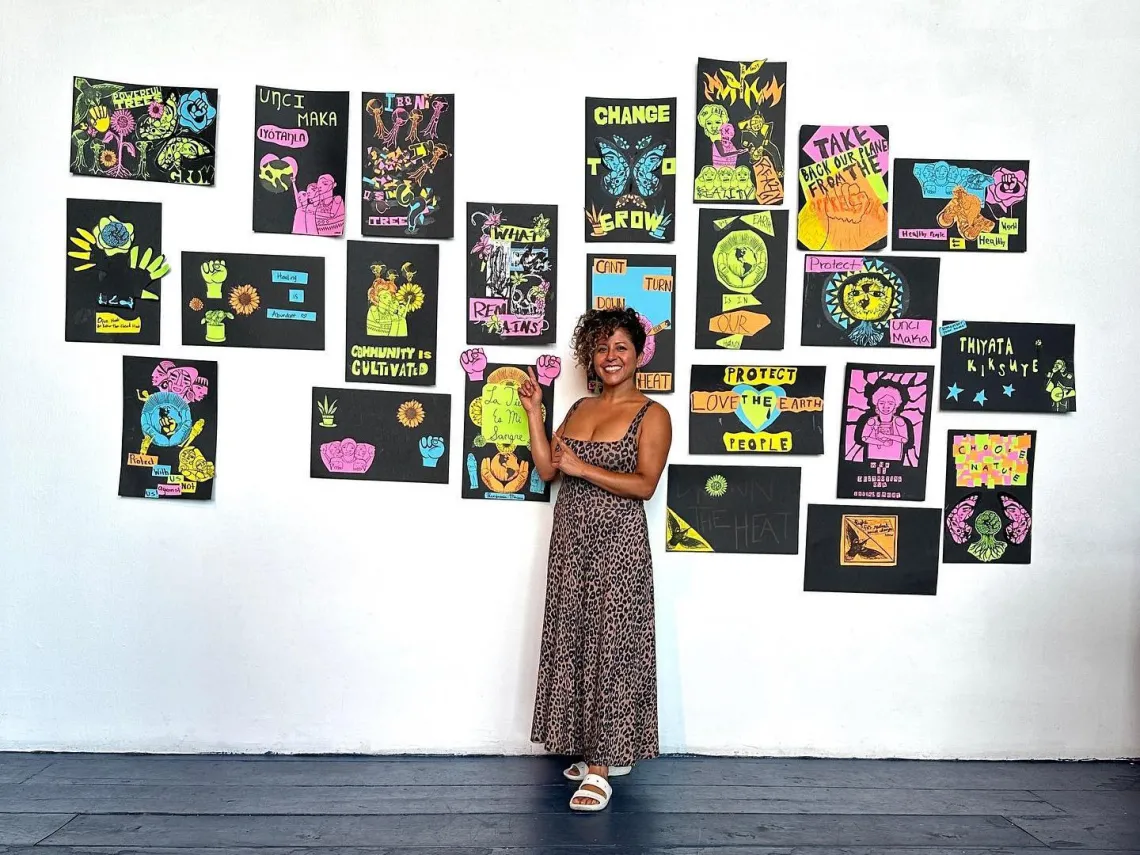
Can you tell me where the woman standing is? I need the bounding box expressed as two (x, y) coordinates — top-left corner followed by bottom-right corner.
(520, 307), (672, 812)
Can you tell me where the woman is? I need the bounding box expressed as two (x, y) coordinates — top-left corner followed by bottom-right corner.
(520, 307), (672, 812)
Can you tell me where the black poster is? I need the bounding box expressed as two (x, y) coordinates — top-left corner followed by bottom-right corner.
(465, 203), (558, 346)
(943, 430), (1036, 565)
(119, 355), (218, 500)
(253, 86), (349, 237)
(837, 363), (935, 501)
(180, 252), (324, 350)
(796, 125), (889, 252)
(310, 387), (450, 485)
(66, 198), (168, 345)
(689, 364), (826, 456)
(345, 241), (438, 387)
(665, 464), (800, 555)
(892, 158), (1029, 253)
(804, 504), (941, 596)
(939, 321), (1076, 414)
(361, 92), (454, 239)
(801, 254), (939, 350)
(585, 254), (676, 394)
(70, 76), (218, 186)
(693, 58), (786, 206)
(695, 209), (788, 351)
(585, 97), (676, 243)
(459, 353), (559, 502)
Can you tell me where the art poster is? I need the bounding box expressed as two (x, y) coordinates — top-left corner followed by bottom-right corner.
(943, 430), (1036, 565)
(69, 75), (218, 186)
(689, 364), (826, 455)
(119, 355), (217, 500)
(180, 253), (324, 350)
(803, 504), (941, 595)
(310, 387), (450, 485)
(66, 198), (169, 345)
(693, 57), (786, 206)
(796, 125), (889, 252)
(939, 321), (1076, 413)
(361, 92), (454, 239)
(584, 97), (676, 243)
(466, 203), (557, 345)
(585, 254), (676, 394)
(665, 464), (800, 555)
(801, 255), (940, 350)
(838, 363), (934, 501)
(892, 158), (1029, 252)
(695, 209), (788, 351)
(253, 86), (349, 237)
(344, 241), (438, 387)
(459, 351), (560, 502)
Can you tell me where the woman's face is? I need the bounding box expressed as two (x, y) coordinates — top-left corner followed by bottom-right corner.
(592, 327), (638, 387)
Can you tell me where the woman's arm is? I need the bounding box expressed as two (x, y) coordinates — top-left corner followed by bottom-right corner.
(519, 368), (563, 483)
(555, 404), (672, 501)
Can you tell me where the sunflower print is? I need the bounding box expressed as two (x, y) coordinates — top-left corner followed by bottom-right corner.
(229, 284), (260, 316)
(705, 475), (728, 497)
(396, 283), (424, 313)
(99, 149), (118, 168)
(188, 297), (204, 312)
(397, 399), (425, 429)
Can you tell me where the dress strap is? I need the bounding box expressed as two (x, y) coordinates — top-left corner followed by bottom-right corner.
(624, 401), (654, 440)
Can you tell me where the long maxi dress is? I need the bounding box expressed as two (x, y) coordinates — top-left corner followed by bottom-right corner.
(530, 399), (659, 767)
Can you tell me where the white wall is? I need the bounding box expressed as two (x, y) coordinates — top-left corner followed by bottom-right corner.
(2, 0), (1138, 760)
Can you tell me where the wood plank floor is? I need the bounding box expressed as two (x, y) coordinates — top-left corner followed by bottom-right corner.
(0, 753), (1136, 853)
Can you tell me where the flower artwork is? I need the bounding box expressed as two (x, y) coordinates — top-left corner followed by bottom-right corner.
(254, 86), (349, 237)
(892, 158), (1030, 252)
(180, 252), (325, 350)
(69, 76), (217, 185)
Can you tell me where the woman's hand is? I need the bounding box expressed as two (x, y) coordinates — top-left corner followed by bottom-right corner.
(519, 367), (543, 415)
(551, 435), (585, 478)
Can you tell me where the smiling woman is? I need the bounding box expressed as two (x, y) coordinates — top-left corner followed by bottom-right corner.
(519, 308), (672, 813)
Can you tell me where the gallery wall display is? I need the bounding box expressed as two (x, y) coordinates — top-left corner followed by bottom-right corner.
(253, 85), (349, 237)
(796, 125), (889, 252)
(66, 198), (169, 345)
(943, 430), (1035, 564)
(361, 92), (454, 239)
(585, 97), (676, 243)
(119, 355), (217, 500)
(804, 503), (941, 595)
(892, 158), (1029, 252)
(689, 364), (826, 455)
(466, 203), (557, 346)
(585, 254), (676, 393)
(665, 464), (800, 554)
(310, 386), (450, 484)
(459, 352), (560, 502)
(344, 240), (439, 387)
(693, 57), (786, 206)
(70, 76), (218, 186)
(180, 252), (324, 349)
(837, 363), (934, 501)
(695, 209), (789, 350)
(801, 255), (939, 349)
(939, 321), (1075, 413)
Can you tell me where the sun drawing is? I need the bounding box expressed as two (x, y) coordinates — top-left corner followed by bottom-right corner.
(229, 284), (260, 315)
(188, 297), (204, 312)
(705, 474), (728, 497)
(397, 399), (425, 429)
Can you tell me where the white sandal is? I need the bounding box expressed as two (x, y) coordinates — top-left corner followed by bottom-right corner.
(569, 772), (612, 812)
(563, 761), (631, 781)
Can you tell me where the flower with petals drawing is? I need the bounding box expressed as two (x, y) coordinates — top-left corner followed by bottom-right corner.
(985, 167), (1028, 213)
(228, 284), (260, 316)
(178, 90), (217, 133)
(99, 150), (118, 169)
(148, 100), (165, 119)
(109, 109), (136, 137)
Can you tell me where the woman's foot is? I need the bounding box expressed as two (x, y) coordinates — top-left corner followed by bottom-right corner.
(564, 759), (632, 781)
(571, 764), (608, 807)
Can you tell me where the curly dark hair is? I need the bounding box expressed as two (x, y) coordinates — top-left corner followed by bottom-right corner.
(570, 308), (646, 369)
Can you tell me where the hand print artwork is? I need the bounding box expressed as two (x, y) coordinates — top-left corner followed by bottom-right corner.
(344, 241), (438, 386)
(310, 387), (450, 485)
(892, 158), (1029, 252)
(466, 203), (558, 346)
(837, 364), (934, 502)
(796, 125), (889, 252)
(942, 431), (1036, 564)
(253, 87), (349, 237)
(361, 92), (454, 239)
(119, 356), (218, 500)
(70, 76), (218, 185)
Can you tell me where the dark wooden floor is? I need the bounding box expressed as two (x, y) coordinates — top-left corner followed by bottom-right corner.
(0, 753), (1136, 853)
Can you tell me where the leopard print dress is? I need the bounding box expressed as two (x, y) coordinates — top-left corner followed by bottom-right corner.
(530, 398), (659, 767)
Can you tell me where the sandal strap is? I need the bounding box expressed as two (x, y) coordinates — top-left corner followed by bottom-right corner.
(580, 773), (612, 797)
(566, 761), (589, 776)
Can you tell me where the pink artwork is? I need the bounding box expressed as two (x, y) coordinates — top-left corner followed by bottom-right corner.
(151, 360), (210, 402)
(320, 438), (376, 473)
